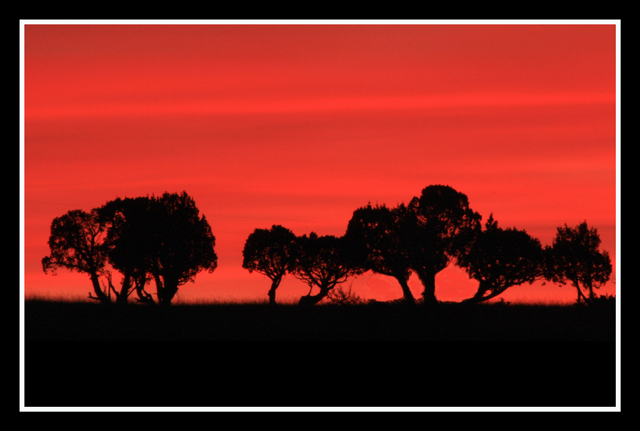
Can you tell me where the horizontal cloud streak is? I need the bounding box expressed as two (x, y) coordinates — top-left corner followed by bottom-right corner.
(25, 91), (614, 120)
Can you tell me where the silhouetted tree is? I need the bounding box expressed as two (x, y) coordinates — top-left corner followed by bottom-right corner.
(242, 225), (299, 305)
(345, 203), (415, 303)
(292, 233), (362, 305)
(96, 191), (217, 306)
(404, 185), (482, 305)
(97, 196), (157, 305)
(41, 209), (111, 304)
(457, 215), (544, 304)
(42, 192), (216, 306)
(544, 221), (612, 304)
(145, 192), (218, 306)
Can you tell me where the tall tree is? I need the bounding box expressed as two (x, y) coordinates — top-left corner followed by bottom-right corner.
(97, 191), (218, 306)
(404, 185), (482, 305)
(292, 233), (362, 305)
(345, 203), (415, 303)
(457, 215), (544, 304)
(544, 221), (612, 304)
(242, 225), (299, 305)
(97, 196), (156, 305)
(41, 209), (110, 304)
(146, 192), (218, 306)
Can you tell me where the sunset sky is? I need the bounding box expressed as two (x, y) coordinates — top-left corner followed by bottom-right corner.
(21, 21), (619, 304)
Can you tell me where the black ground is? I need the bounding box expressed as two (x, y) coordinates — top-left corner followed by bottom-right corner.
(23, 299), (617, 408)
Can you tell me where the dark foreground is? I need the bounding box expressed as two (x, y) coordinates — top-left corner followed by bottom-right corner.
(25, 299), (615, 341)
(23, 300), (617, 408)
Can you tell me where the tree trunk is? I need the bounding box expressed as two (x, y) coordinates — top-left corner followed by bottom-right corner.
(576, 288), (582, 304)
(115, 272), (131, 305)
(90, 273), (110, 304)
(154, 274), (174, 306)
(463, 283), (489, 304)
(268, 276), (282, 305)
(566, 273), (587, 304)
(575, 284), (589, 304)
(463, 282), (507, 304)
(416, 269), (438, 305)
(395, 276), (416, 304)
(135, 279), (156, 305)
(161, 285), (178, 306)
(299, 284), (330, 305)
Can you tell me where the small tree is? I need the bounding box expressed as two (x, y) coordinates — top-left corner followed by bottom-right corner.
(242, 225), (299, 305)
(42, 209), (111, 304)
(544, 221), (612, 304)
(345, 203), (415, 303)
(403, 185), (482, 305)
(457, 215), (544, 304)
(292, 233), (362, 305)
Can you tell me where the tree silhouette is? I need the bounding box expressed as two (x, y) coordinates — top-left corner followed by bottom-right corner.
(404, 185), (482, 305)
(242, 225), (299, 305)
(292, 233), (362, 305)
(345, 203), (415, 303)
(97, 196), (157, 305)
(43, 192), (217, 306)
(93, 191), (218, 306)
(145, 192), (218, 306)
(457, 214), (544, 304)
(544, 221), (612, 304)
(41, 209), (111, 304)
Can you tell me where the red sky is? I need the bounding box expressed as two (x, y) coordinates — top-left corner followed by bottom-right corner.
(21, 21), (618, 304)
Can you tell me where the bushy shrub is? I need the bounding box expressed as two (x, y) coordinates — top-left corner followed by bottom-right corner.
(326, 284), (365, 306)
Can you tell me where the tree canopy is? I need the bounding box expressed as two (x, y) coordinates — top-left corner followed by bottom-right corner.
(42, 191), (217, 306)
(97, 195), (160, 304)
(42, 208), (111, 303)
(242, 225), (299, 305)
(544, 221), (612, 304)
(345, 203), (415, 303)
(403, 185), (482, 305)
(143, 192), (218, 305)
(292, 233), (362, 305)
(457, 215), (544, 304)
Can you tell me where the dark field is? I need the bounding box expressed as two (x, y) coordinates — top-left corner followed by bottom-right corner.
(24, 298), (616, 341)
(23, 299), (617, 408)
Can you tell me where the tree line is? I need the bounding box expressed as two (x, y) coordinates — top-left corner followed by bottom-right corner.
(42, 186), (613, 307)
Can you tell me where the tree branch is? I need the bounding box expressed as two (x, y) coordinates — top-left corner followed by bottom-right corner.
(88, 292), (103, 302)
